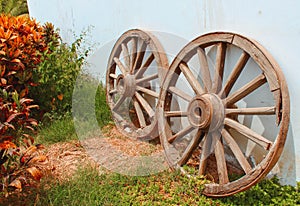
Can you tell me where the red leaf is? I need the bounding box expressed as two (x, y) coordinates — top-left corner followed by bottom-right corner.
(7, 71), (16, 75)
(27, 118), (38, 126)
(19, 98), (33, 105)
(11, 58), (21, 63)
(26, 105), (39, 109)
(25, 126), (34, 131)
(0, 78), (6, 85)
(4, 122), (15, 130)
(6, 112), (22, 123)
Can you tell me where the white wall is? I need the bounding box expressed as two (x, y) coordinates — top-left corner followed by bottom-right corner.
(27, 0), (300, 185)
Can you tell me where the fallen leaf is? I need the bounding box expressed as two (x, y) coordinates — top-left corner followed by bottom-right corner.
(9, 179), (22, 189)
(26, 167), (43, 181)
(29, 155), (47, 163)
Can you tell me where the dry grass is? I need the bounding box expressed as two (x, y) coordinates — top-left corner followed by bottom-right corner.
(39, 124), (166, 182)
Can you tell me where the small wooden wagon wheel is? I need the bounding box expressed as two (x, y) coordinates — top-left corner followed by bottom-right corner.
(106, 29), (168, 140)
(158, 32), (290, 197)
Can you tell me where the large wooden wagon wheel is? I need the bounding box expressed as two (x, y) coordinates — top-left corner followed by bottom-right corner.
(106, 29), (168, 140)
(158, 32), (290, 197)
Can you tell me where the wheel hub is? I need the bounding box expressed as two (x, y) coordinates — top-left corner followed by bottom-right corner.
(187, 93), (225, 131)
(116, 74), (136, 97)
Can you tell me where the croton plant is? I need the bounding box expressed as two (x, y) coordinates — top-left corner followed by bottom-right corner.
(0, 14), (50, 194)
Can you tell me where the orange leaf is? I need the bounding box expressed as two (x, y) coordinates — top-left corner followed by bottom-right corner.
(26, 167), (42, 181)
(0, 141), (17, 149)
(9, 179), (22, 189)
(57, 94), (64, 101)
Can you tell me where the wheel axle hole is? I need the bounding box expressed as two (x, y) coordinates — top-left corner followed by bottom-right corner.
(194, 107), (202, 118)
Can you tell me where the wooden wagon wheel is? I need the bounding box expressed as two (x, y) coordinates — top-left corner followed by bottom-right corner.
(158, 32), (290, 197)
(106, 29), (168, 140)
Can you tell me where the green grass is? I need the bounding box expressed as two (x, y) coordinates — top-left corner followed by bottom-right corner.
(4, 167), (213, 206)
(35, 83), (112, 145)
(3, 165), (299, 206)
(218, 179), (300, 206)
(35, 115), (78, 144)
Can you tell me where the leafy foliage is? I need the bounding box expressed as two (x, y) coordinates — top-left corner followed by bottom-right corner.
(0, 14), (47, 95)
(0, 0), (28, 16)
(30, 25), (91, 119)
(0, 14), (47, 195)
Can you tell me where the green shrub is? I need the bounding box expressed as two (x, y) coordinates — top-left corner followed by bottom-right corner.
(95, 83), (112, 127)
(30, 25), (91, 120)
(0, 0), (29, 16)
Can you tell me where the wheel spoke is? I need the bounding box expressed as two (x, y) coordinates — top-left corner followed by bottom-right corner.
(221, 129), (252, 174)
(178, 129), (203, 165)
(165, 111), (188, 117)
(130, 38), (137, 73)
(212, 43), (227, 93)
(113, 57), (128, 74)
(133, 41), (147, 72)
(197, 47), (212, 92)
(112, 111), (124, 122)
(136, 73), (159, 84)
(219, 51), (250, 97)
(109, 89), (118, 95)
(179, 62), (204, 95)
(136, 86), (159, 98)
(109, 73), (118, 79)
(133, 98), (146, 128)
(213, 131), (229, 185)
(168, 125), (195, 143)
(135, 91), (155, 118)
(225, 73), (267, 105)
(225, 106), (276, 115)
(199, 133), (212, 175)
(224, 118), (272, 150)
(168, 86), (193, 102)
(121, 43), (130, 69)
(134, 53), (155, 78)
(112, 95), (126, 111)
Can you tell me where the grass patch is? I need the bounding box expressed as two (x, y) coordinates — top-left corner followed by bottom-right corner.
(35, 83), (112, 145)
(218, 178), (300, 206)
(5, 166), (212, 206)
(95, 83), (112, 128)
(3, 166), (299, 206)
(35, 115), (77, 144)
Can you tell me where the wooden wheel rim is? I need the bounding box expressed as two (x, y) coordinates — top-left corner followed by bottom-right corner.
(106, 29), (168, 140)
(158, 32), (290, 197)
